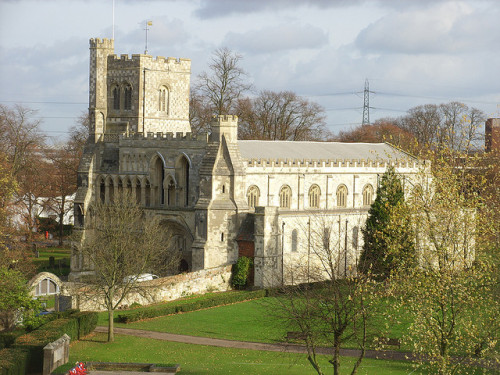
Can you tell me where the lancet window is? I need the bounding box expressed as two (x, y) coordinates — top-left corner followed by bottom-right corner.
(309, 184), (320, 208)
(336, 185), (348, 207)
(279, 185), (292, 209)
(247, 185), (260, 208)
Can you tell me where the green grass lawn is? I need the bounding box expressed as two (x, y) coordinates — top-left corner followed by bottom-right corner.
(54, 332), (450, 375)
(112, 297), (410, 350)
(96, 291), (264, 326)
(113, 298), (286, 344)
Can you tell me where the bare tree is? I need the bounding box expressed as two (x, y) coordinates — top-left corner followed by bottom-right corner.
(44, 145), (79, 245)
(0, 104), (45, 177)
(67, 112), (91, 161)
(398, 102), (485, 154)
(79, 192), (180, 341)
(191, 47), (252, 133)
(189, 90), (214, 136)
(196, 47), (252, 115)
(11, 153), (51, 241)
(270, 215), (374, 375)
(237, 90), (329, 141)
(336, 118), (417, 153)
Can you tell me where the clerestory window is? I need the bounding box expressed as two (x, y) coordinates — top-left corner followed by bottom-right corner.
(279, 185), (292, 209)
(337, 185), (348, 207)
(247, 185), (260, 208)
(309, 184), (320, 208)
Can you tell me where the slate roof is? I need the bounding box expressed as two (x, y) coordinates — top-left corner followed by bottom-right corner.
(237, 141), (414, 161)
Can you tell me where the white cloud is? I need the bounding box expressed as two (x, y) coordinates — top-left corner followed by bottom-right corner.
(223, 24), (329, 54)
(193, 0), (362, 19)
(355, 2), (474, 54)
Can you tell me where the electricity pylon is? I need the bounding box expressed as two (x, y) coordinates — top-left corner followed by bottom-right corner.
(362, 79), (373, 125)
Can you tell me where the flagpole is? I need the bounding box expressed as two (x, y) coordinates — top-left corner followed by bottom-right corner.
(144, 21), (152, 54)
(112, 0), (115, 40)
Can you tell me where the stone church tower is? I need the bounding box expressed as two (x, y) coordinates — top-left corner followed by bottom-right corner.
(89, 38), (191, 139)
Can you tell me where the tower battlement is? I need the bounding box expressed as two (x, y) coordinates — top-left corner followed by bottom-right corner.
(121, 131), (208, 143)
(216, 115), (238, 124)
(107, 53), (191, 72)
(210, 115), (238, 143)
(89, 38), (114, 49)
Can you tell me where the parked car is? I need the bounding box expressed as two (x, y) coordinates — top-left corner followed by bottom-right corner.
(123, 273), (159, 283)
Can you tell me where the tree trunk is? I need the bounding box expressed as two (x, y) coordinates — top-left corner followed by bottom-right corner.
(332, 341), (340, 375)
(108, 307), (114, 342)
(58, 197), (65, 246)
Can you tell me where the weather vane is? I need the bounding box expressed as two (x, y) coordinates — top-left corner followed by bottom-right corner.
(144, 20), (152, 54)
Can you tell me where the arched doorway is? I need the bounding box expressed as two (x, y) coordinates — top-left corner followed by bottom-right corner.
(159, 219), (194, 274)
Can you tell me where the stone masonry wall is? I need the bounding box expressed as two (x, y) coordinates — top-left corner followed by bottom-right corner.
(64, 266), (232, 311)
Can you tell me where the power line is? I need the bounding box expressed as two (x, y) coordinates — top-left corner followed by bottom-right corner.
(0, 100), (86, 105)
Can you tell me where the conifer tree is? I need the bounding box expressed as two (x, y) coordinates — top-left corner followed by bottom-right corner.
(358, 167), (415, 279)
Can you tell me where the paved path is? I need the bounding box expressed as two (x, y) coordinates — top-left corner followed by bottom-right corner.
(93, 326), (413, 361)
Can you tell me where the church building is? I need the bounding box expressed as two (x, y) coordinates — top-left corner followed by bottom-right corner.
(70, 38), (423, 287)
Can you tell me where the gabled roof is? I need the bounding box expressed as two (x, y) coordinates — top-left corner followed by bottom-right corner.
(237, 140), (414, 161)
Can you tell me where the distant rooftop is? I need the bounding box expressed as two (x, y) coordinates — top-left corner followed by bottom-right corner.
(237, 140), (414, 161)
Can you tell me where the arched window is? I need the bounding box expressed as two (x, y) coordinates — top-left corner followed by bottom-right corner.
(323, 227), (331, 250)
(145, 179), (151, 207)
(117, 178), (123, 197)
(279, 185), (292, 209)
(309, 184), (320, 208)
(362, 184), (374, 206)
(167, 178), (175, 207)
(124, 84), (132, 110)
(158, 86), (169, 112)
(291, 229), (298, 252)
(352, 226), (359, 251)
(112, 86), (120, 110)
(124, 177), (132, 198)
(247, 185), (260, 208)
(336, 185), (348, 207)
(153, 158), (164, 206)
(175, 156), (190, 207)
(135, 179), (142, 204)
(107, 177), (115, 203)
(98, 177), (105, 203)
(35, 278), (59, 296)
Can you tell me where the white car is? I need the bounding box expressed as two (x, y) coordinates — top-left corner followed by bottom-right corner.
(123, 273), (159, 283)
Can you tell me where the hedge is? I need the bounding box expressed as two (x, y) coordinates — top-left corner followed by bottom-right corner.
(232, 256), (253, 289)
(0, 330), (24, 350)
(11, 311), (98, 373)
(0, 348), (30, 375)
(118, 290), (267, 323)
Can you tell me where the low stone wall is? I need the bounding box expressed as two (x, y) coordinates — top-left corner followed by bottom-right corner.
(62, 266), (232, 311)
(43, 334), (70, 375)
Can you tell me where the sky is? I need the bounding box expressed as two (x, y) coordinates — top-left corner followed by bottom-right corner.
(0, 0), (499, 143)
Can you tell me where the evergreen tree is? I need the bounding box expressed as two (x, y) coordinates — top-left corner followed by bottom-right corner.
(358, 167), (415, 279)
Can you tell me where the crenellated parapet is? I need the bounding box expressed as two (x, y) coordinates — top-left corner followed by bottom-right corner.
(210, 115), (238, 143)
(107, 53), (191, 73)
(119, 131), (209, 148)
(245, 157), (425, 169)
(89, 38), (114, 49)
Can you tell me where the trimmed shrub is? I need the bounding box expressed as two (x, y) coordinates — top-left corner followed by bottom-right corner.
(232, 256), (252, 289)
(73, 311), (98, 340)
(0, 330), (24, 350)
(12, 311), (98, 373)
(117, 290), (266, 323)
(0, 348), (30, 375)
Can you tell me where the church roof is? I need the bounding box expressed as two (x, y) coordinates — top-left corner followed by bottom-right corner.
(237, 140), (413, 161)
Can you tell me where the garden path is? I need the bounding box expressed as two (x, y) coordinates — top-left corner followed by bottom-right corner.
(93, 326), (413, 361)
